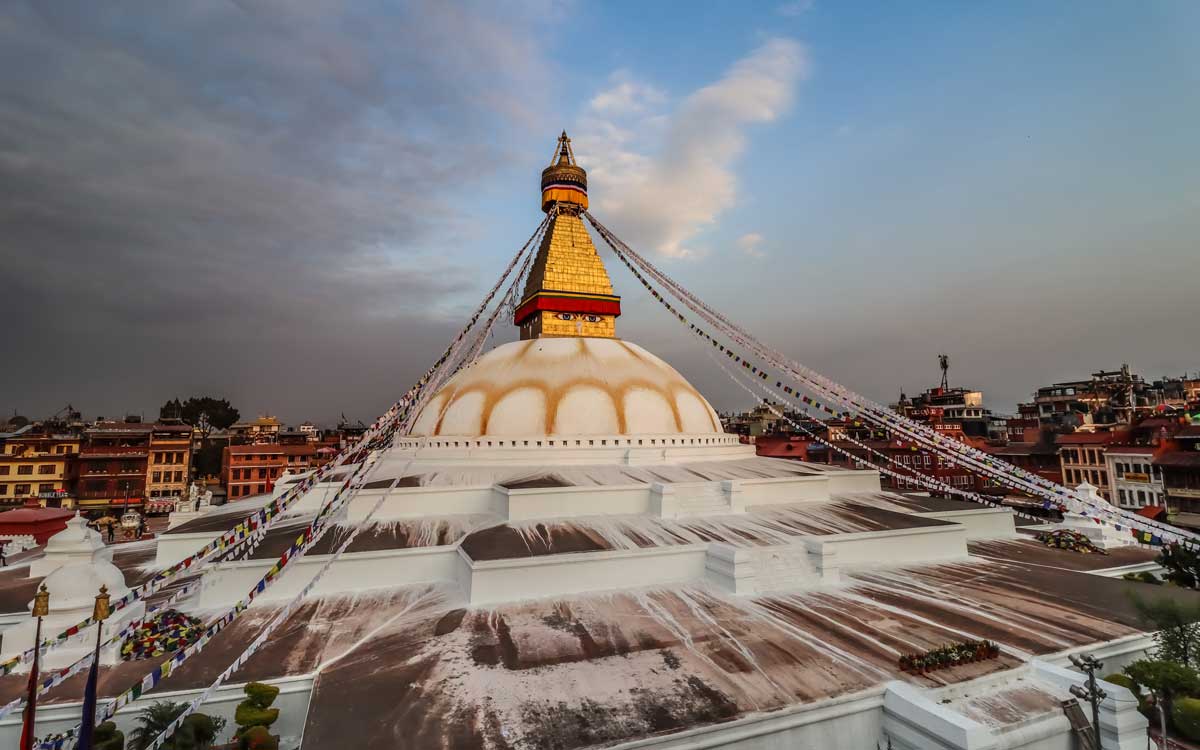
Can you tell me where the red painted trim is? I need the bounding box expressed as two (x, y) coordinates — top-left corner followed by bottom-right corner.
(514, 294), (622, 325)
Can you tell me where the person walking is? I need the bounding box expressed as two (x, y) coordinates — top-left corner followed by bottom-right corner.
(106, 522), (114, 543)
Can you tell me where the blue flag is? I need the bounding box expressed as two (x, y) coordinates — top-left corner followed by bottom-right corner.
(77, 653), (99, 749)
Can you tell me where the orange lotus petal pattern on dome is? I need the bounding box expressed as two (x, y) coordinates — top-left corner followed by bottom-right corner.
(409, 338), (722, 437)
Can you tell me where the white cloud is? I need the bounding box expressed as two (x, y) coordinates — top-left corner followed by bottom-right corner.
(737, 232), (766, 258)
(588, 73), (666, 116)
(777, 0), (815, 16)
(575, 38), (808, 259)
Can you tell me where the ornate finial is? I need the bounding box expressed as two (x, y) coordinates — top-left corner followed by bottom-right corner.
(518, 133), (621, 340)
(32, 583), (50, 618)
(93, 585), (111, 621)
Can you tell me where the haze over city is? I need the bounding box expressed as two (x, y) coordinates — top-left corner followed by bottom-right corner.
(2, 0), (1197, 424)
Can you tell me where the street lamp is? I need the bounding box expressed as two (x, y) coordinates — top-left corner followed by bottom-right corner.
(1070, 653), (1108, 744)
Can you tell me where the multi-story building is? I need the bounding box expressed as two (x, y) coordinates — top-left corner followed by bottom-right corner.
(1155, 425), (1200, 530)
(1106, 445), (1164, 510)
(224, 443), (286, 500)
(1055, 432), (1114, 500)
(228, 415), (282, 443)
(982, 442), (1063, 489)
(223, 440), (336, 500)
(74, 419), (153, 512)
(0, 427), (81, 508)
(146, 422), (195, 504)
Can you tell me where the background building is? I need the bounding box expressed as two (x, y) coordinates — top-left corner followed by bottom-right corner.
(1106, 445), (1163, 510)
(1155, 424), (1200, 530)
(0, 426), (80, 508)
(73, 419), (153, 511)
(1056, 432), (1113, 500)
(146, 421), (195, 508)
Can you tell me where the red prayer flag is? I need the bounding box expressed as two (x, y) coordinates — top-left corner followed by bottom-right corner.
(19, 621), (41, 750)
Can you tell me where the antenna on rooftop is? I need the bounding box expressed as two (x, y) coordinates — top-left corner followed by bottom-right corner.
(938, 354), (950, 391)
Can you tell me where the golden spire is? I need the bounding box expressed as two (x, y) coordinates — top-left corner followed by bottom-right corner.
(515, 132), (621, 340)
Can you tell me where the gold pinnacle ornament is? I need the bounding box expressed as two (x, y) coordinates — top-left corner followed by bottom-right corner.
(32, 583), (50, 618)
(92, 585), (111, 622)
(514, 132), (622, 340)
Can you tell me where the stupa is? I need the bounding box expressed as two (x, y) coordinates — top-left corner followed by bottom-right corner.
(0, 134), (1186, 750)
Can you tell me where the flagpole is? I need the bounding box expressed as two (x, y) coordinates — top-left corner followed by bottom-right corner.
(19, 584), (49, 750)
(77, 586), (111, 750)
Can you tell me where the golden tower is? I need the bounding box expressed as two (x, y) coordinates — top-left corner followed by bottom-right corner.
(514, 132), (621, 340)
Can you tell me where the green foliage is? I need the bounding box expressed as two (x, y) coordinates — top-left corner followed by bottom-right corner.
(1125, 658), (1200, 727)
(193, 442), (223, 478)
(1158, 543), (1200, 589)
(160, 397), (241, 434)
(1175, 697), (1200, 741)
(1133, 594), (1200, 667)
(241, 725), (279, 750)
(129, 701), (227, 750)
(95, 721), (125, 750)
(235, 682), (281, 749)
(1103, 672), (1140, 696)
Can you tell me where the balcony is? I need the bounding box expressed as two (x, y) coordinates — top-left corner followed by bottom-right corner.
(81, 446), (149, 458)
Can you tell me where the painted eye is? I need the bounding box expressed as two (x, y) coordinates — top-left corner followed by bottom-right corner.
(584, 315), (601, 323)
(556, 313), (575, 321)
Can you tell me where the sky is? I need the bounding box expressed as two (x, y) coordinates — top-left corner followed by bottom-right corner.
(2, 0), (1197, 426)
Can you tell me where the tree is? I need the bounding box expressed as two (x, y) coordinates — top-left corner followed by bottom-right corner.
(1158, 543), (1200, 589)
(1125, 659), (1200, 726)
(95, 720), (126, 750)
(1134, 595), (1200, 667)
(159, 397), (240, 438)
(129, 701), (227, 750)
(234, 682), (281, 750)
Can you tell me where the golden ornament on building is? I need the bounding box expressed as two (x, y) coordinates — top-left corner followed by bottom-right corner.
(93, 584), (111, 621)
(32, 583), (50, 618)
(516, 132), (621, 341)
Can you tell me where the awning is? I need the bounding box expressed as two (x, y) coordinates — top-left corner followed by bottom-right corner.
(1171, 512), (1200, 530)
(1137, 505), (1166, 521)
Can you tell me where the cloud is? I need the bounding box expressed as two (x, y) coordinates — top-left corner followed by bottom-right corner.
(736, 232), (766, 258)
(0, 0), (558, 423)
(777, 0), (815, 17)
(575, 38), (808, 259)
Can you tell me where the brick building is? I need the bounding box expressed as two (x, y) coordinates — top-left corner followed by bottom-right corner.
(1155, 425), (1200, 530)
(74, 420), (153, 511)
(1055, 432), (1114, 500)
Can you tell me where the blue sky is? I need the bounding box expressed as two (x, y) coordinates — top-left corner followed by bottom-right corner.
(2, 1), (1197, 423)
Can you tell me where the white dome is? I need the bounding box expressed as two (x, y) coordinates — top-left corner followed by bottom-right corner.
(410, 338), (723, 437)
(39, 560), (130, 612)
(44, 512), (104, 555)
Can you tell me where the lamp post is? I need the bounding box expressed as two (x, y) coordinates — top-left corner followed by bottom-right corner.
(78, 585), (111, 750)
(1070, 652), (1107, 745)
(19, 584), (50, 750)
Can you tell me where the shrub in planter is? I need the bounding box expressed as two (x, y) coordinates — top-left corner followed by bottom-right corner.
(95, 721), (124, 750)
(1173, 697), (1200, 741)
(235, 682), (281, 750)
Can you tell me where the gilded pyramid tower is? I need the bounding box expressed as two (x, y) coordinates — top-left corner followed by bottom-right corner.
(513, 132), (622, 340)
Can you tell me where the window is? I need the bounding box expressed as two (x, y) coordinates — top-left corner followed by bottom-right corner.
(152, 472), (162, 483)
(1118, 489), (1127, 504)
(258, 468), (267, 479)
(38, 483), (54, 494)
(38, 464), (54, 475)
(174, 471), (182, 483)
(0, 466), (7, 475)
(0, 484), (6, 494)
(17, 465), (33, 475)
(15, 484), (30, 496)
